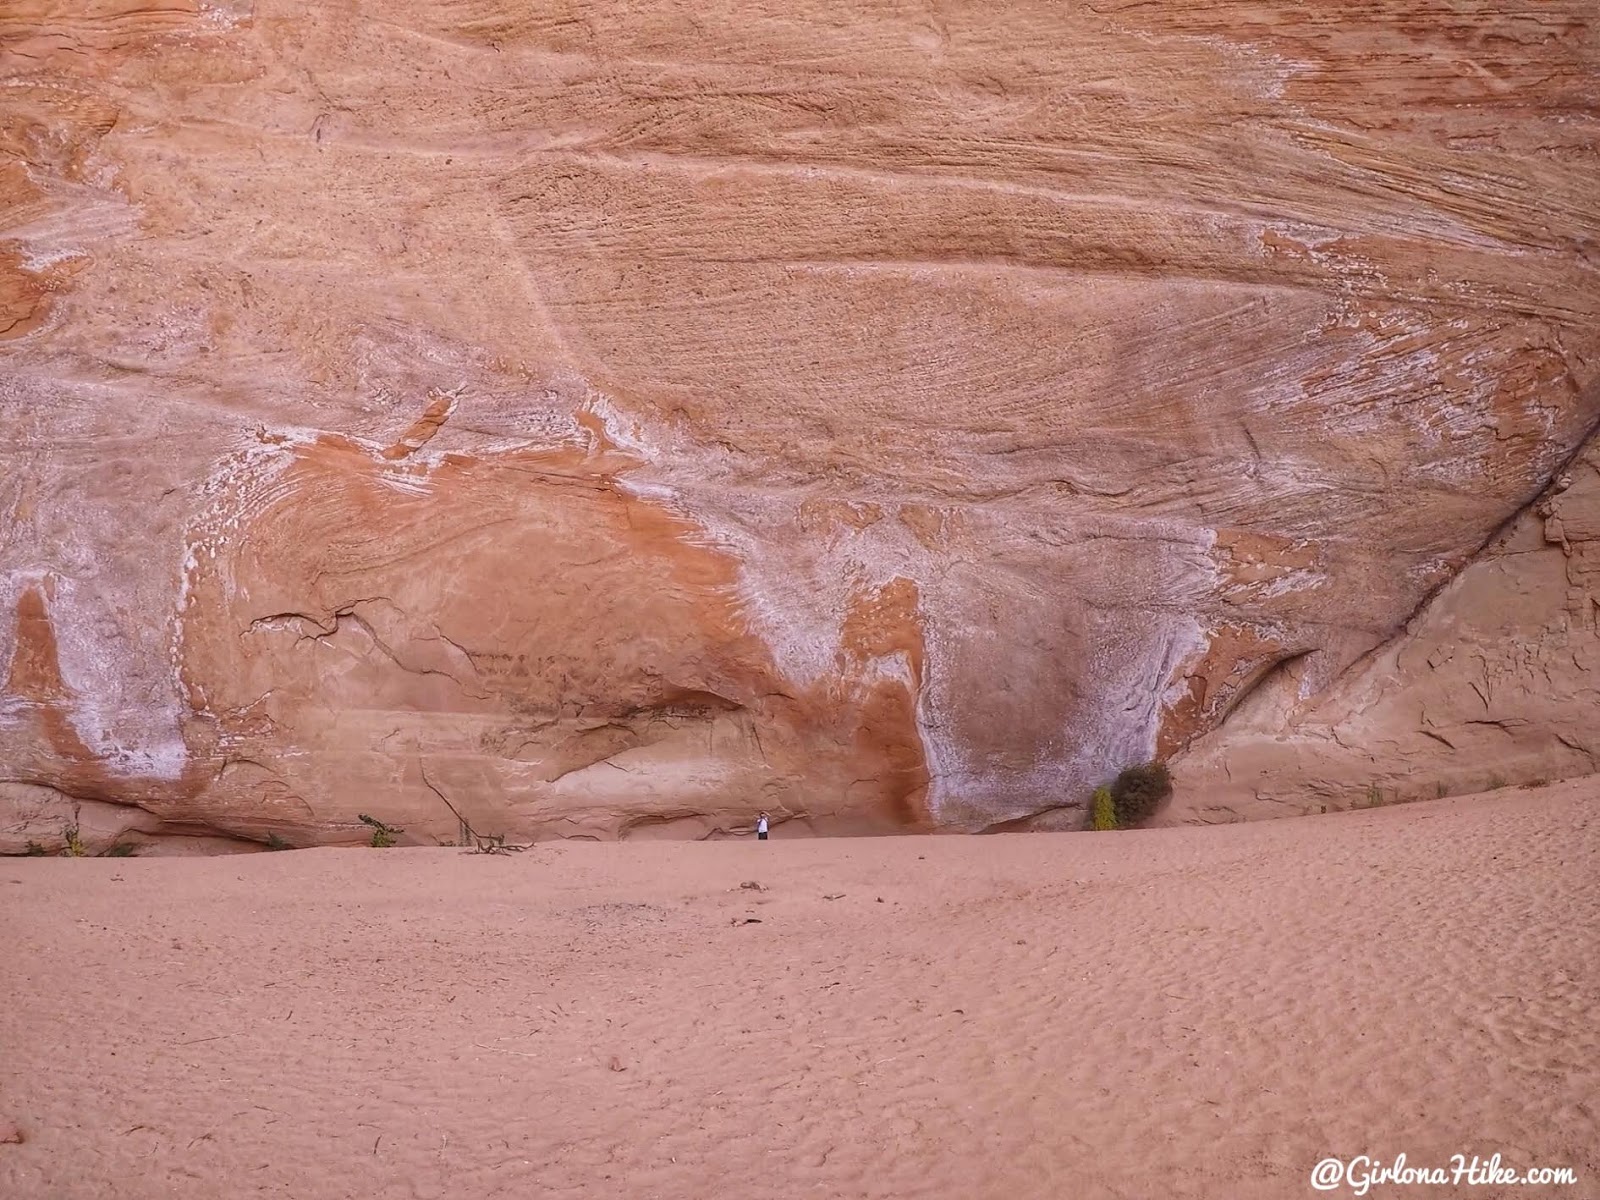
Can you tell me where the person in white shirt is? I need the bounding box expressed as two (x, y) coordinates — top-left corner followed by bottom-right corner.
(756, 812), (770, 841)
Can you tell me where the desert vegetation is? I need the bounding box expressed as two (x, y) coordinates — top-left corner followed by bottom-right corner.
(1087, 762), (1173, 829)
(358, 814), (403, 848)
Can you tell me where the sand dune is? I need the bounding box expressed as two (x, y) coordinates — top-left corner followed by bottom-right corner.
(1, 783), (1594, 1199)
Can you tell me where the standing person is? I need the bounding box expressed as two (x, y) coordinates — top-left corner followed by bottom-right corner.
(756, 812), (769, 841)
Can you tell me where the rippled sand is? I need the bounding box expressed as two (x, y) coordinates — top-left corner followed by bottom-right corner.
(2, 783), (1594, 1199)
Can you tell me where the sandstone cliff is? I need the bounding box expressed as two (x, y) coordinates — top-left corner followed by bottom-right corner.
(2, 2), (1597, 850)
(1168, 443), (1600, 821)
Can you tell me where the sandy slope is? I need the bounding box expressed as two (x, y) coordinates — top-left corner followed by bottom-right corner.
(1, 784), (1595, 1200)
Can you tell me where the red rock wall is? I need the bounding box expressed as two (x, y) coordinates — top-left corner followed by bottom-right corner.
(1168, 439), (1600, 821)
(2, 1), (1597, 848)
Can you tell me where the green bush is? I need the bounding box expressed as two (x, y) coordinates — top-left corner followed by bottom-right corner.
(1089, 787), (1117, 831)
(1109, 761), (1172, 828)
(359, 813), (402, 848)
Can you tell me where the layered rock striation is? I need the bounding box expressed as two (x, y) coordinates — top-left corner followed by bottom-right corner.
(2, 1), (1597, 849)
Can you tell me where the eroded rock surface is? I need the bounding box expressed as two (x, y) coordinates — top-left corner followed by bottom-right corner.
(1168, 445), (1600, 821)
(2, 1), (1597, 849)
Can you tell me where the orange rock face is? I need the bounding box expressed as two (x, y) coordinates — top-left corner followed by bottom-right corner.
(1168, 444), (1600, 822)
(2, 2), (1597, 849)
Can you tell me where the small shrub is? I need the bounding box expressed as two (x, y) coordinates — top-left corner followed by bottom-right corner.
(101, 843), (137, 858)
(359, 813), (402, 848)
(265, 832), (291, 852)
(1089, 787), (1116, 831)
(1108, 761), (1172, 828)
(1365, 782), (1384, 808)
(1434, 781), (1447, 799)
(1488, 774), (1507, 792)
(24, 841), (46, 857)
(62, 826), (86, 858)
(470, 832), (529, 855)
